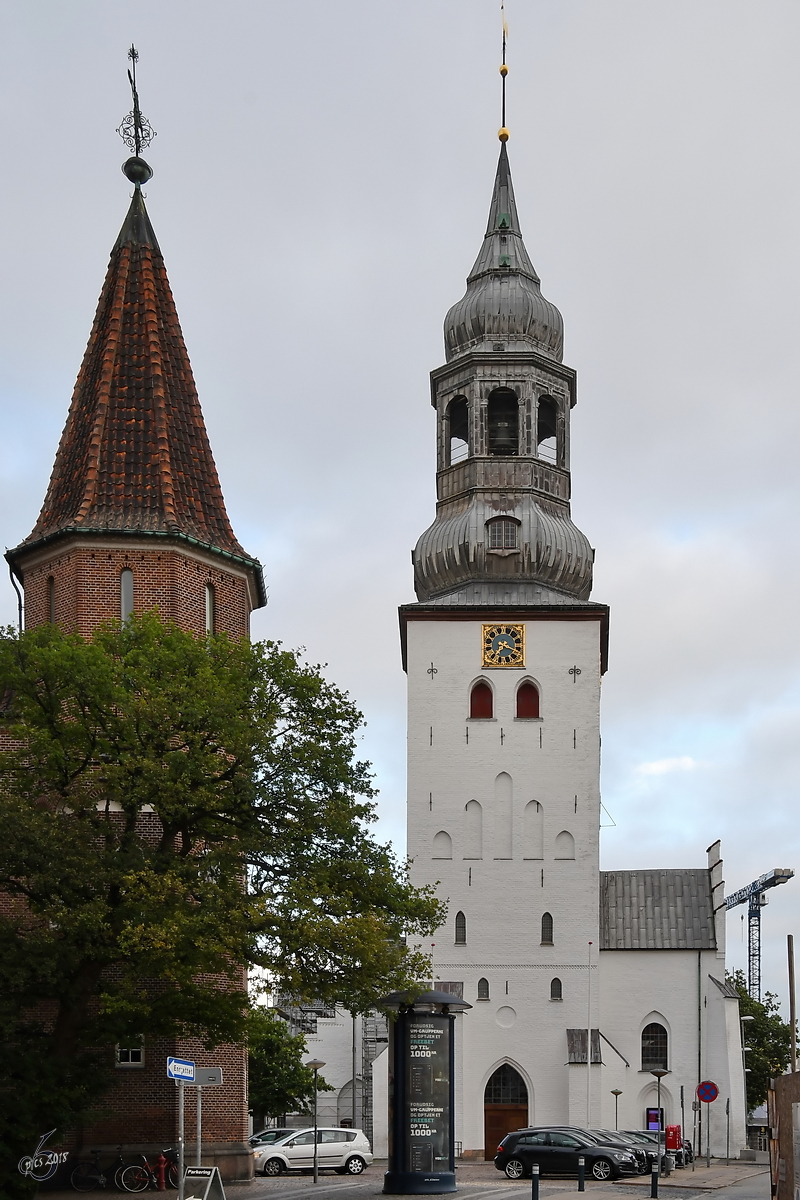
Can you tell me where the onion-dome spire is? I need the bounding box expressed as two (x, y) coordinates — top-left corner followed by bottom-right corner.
(443, 142), (564, 362)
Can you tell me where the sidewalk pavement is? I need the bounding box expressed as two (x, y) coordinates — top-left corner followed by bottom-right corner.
(613, 1161), (769, 1191)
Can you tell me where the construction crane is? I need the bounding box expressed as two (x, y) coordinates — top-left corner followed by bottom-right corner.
(724, 868), (794, 1002)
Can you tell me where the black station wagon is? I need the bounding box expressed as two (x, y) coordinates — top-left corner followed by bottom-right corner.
(494, 1128), (641, 1180)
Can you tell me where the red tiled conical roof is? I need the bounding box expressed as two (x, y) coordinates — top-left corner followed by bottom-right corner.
(14, 188), (256, 571)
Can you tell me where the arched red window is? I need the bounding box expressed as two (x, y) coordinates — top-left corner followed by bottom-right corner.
(470, 681), (493, 719)
(516, 682), (540, 719)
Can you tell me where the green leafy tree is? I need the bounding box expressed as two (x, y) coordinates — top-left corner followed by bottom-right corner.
(0, 614), (443, 1196)
(727, 970), (794, 1111)
(247, 1007), (333, 1126)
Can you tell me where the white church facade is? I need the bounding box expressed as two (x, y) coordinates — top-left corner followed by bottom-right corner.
(306, 137), (747, 1162)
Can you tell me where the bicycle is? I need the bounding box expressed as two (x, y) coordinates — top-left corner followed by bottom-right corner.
(70, 1149), (107, 1192)
(119, 1147), (180, 1192)
(70, 1145), (147, 1192)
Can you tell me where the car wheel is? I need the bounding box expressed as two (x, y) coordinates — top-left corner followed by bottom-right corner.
(345, 1156), (367, 1175)
(591, 1158), (613, 1181)
(504, 1158), (526, 1179)
(263, 1158), (284, 1177)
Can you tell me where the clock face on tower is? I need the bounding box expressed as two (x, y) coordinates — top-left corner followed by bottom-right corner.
(482, 623), (525, 668)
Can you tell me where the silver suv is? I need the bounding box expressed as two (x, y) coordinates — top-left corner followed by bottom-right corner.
(252, 1127), (373, 1176)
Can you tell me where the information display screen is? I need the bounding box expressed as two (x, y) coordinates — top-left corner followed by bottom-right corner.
(405, 1014), (450, 1173)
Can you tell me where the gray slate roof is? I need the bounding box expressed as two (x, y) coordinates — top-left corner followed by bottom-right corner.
(600, 869), (717, 950)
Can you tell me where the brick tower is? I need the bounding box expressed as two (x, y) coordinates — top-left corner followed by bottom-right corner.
(5, 140), (264, 1178)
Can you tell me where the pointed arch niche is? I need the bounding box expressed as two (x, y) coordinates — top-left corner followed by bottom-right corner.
(494, 773), (513, 859)
(483, 1064), (529, 1159)
(464, 800), (483, 859)
(523, 800), (543, 860)
(432, 830), (452, 859)
(554, 830), (575, 860)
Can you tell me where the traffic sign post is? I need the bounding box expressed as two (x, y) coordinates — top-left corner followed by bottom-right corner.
(168, 1058), (195, 1200)
(193, 1069), (224, 1166)
(696, 1081), (718, 1168)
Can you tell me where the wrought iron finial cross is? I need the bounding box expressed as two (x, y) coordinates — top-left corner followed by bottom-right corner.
(569, 665), (582, 682)
(116, 44), (156, 156)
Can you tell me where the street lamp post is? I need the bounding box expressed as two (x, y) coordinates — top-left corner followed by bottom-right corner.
(611, 1089), (623, 1130)
(650, 1069), (670, 1198)
(306, 1058), (326, 1185)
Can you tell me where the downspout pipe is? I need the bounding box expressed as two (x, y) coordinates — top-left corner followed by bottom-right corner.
(8, 562), (22, 631)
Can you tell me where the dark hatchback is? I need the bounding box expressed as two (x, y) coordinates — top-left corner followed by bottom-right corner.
(494, 1128), (641, 1180)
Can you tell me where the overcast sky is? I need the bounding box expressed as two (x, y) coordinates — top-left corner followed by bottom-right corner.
(1, 0), (798, 1008)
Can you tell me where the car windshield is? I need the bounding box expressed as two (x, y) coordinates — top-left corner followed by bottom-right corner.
(591, 1130), (634, 1144)
(251, 1129), (293, 1145)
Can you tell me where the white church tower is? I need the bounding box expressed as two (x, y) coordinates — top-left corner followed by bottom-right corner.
(401, 130), (608, 1156)
(401, 130), (746, 1159)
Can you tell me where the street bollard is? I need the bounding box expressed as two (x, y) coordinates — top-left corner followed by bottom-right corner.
(531, 1162), (539, 1200)
(577, 1156), (585, 1192)
(650, 1166), (658, 1198)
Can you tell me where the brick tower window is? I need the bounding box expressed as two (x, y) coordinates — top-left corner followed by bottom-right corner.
(47, 576), (55, 624)
(205, 583), (216, 634)
(120, 569), (134, 622)
(116, 1037), (144, 1068)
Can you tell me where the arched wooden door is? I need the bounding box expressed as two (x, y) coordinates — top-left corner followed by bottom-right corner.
(484, 1064), (529, 1159)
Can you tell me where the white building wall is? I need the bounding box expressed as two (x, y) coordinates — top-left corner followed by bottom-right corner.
(406, 613), (604, 1155)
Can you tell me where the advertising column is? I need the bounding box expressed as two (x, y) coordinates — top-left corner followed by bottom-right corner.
(383, 990), (469, 1196)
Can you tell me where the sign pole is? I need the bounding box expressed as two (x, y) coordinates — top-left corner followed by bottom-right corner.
(178, 1080), (185, 1200)
(197, 1086), (202, 1167)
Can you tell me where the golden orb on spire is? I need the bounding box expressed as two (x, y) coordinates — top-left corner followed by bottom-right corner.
(498, 126), (510, 142)
(500, 63), (508, 77)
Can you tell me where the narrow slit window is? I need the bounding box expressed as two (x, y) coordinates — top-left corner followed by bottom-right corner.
(541, 912), (554, 944)
(47, 576), (56, 624)
(477, 977), (490, 1001)
(487, 518), (518, 550)
(516, 682), (540, 718)
(470, 681), (493, 719)
(120, 569), (134, 622)
(205, 583), (216, 634)
(455, 911), (467, 944)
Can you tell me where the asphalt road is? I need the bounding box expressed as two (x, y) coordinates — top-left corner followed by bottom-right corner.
(224, 1162), (770, 1200)
(38, 1161), (769, 1200)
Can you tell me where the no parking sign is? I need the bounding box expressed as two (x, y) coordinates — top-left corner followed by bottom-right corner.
(696, 1080), (719, 1103)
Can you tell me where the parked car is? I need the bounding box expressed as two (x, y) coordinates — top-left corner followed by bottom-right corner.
(623, 1129), (688, 1169)
(585, 1130), (650, 1174)
(248, 1128), (295, 1148)
(532, 1127), (649, 1175)
(493, 1128), (640, 1180)
(251, 1127), (372, 1176)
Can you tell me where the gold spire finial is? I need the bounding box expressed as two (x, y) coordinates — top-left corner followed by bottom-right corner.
(498, 2), (509, 142)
